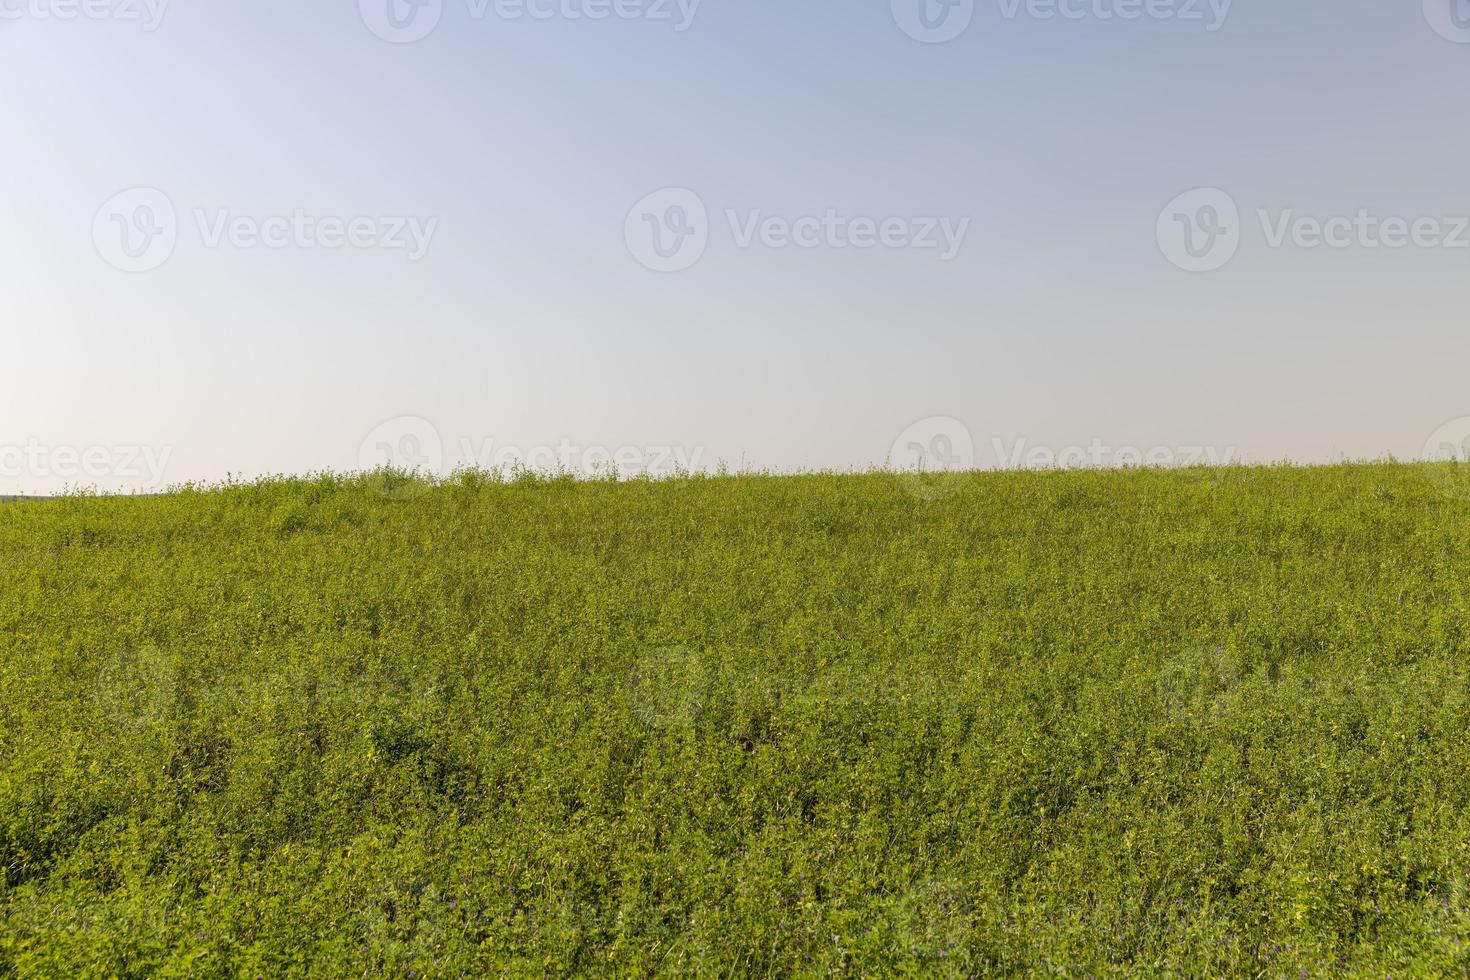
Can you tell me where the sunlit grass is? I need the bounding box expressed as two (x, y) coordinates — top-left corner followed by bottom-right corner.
(2, 462), (1468, 976)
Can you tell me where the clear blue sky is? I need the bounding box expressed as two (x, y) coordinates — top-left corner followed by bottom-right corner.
(4, 0), (1469, 492)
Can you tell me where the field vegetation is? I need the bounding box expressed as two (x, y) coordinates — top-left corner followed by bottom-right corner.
(2, 463), (1470, 976)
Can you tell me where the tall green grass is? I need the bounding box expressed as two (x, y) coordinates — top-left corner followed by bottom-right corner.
(3, 463), (1470, 976)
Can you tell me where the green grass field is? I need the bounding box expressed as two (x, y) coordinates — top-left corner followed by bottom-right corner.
(4, 463), (1470, 976)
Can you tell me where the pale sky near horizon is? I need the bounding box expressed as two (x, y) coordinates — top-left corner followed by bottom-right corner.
(4, 0), (1470, 493)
